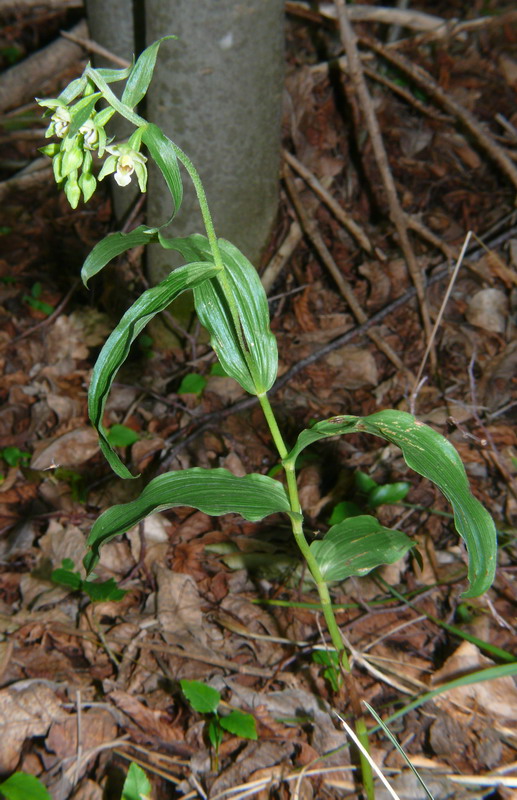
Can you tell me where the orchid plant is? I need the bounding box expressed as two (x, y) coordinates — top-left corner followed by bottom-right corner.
(38, 38), (497, 798)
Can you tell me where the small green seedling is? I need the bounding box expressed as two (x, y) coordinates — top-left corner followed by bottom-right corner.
(1, 446), (31, 468)
(0, 772), (51, 800)
(312, 648), (342, 692)
(180, 679), (257, 770)
(121, 762), (151, 800)
(51, 558), (127, 602)
(106, 424), (140, 448)
(23, 282), (54, 316)
(328, 470), (411, 524)
(177, 372), (207, 396)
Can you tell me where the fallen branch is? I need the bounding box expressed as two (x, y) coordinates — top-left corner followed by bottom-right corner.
(0, 20), (88, 114)
(334, 0), (434, 355)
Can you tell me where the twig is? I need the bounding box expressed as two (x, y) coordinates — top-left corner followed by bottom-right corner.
(362, 64), (451, 123)
(334, 0), (434, 358)
(283, 163), (408, 375)
(5, 279), (80, 348)
(261, 218), (303, 294)
(410, 232), (472, 413)
(73, 689), (83, 787)
(362, 36), (517, 193)
(60, 29), (131, 69)
(283, 149), (372, 252)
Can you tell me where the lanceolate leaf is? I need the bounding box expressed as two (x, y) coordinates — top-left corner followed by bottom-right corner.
(67, 92), (101, 137)
(286, 410), (497, 597)
(311, 516), (414, 582)
(142, 123), (183, 219)
(89, 261), (219, 478)
(122, 36), (176, 109)
(84, 468), (291, 572)
(158, 233), (278, 395)
(81, 225), (158, 286)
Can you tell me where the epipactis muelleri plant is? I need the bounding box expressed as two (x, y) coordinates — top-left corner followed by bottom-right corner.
(38, 36), (497, 792)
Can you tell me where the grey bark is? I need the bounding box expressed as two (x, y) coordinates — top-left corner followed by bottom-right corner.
(145, 1), (284, 279)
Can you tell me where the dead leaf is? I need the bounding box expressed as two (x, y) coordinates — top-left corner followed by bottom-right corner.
(0, 682), (68, 771)
(432, 641), (517, 720)
(465, 288), (508, 333)
(110, 690), (182, 742)
(30, 427), (99, 469)
(46, 709), (117, 777)
(324, 345), (378, 388)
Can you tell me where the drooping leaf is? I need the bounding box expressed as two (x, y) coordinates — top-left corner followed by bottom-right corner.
(122, 36), (176, 109)
(81, 225), (158, 286)
(84, 468), (291, 572)
(158, 233), (278, 395)
(141, 123), (183, 219)
(0, 772), (52, 800)
(220, 710), (258, 740)
(121, 762), (151, 800)
(286, 410), (497, 597)
(180, 680), (220, 714)
(88, 261), (219, 478)
(311, 515), (414, 582)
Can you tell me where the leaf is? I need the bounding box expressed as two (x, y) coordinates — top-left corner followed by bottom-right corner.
(180, 680), (220, 714)
(121, 36), (176, 109)
(141, 124), (183, 220)
(311, 516), (414, 582)
(220, 710), (258, 740)
(158, 234), (278, 395)
(67, 92), (101, 138)
(328, 501), (361, 525)
(368, 481), (411, 508)
(106, 424), (140, 447)
(121, 762), (152, 800)
(82, 578), (126, 602)
(88, 261), (219, 478)
(84, 468), (291, 572)
(51, 568), (83, 591)
(0, 772), (52, 800)
(81, 225), (158, 286)
(286, 410), (497, 597)
(177, 373), (207, 395)
(96, 64), (133, 83)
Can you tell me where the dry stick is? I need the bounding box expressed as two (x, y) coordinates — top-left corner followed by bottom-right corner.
(283, 162), (408, 376)
(334, 0), (434, 363)
(60, 28), (132, 69)
(283, 149), (372, 253)
(363, 37), (517, 194)
(362, 65), (451, 123)
(409, 232), (472, 414)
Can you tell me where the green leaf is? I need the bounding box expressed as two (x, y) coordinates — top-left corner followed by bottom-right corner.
(159, 234), (278, 395)
(88, 261), (219, 478)
(96, 65), (133, 83)
(181, 680), (220, 714)
(84, 468), (291, 572)
(177, 373), (207, 395)
(121, 762), (151, 800)
(57, 75), (87, 105)
(311, 516), (414, 582)
(81, 225), (158, 286)
(207, 717), (223, 751)
(51, 568), (83, 590)
(82, 578), (126, 602)
(122, 36), (176, 109)
(1, 446), (30, 467)
(141, 124), (183, 220)
(354, 471), (378, 493)
(328, 501), (361, 525)
(67, 92), (101, 138)
(106, 424), (140, 447)
(220, 710), (258, 740)
(368, 481), (411, 508)
(287, 410), (497, 597)
(210, 362), (230, 377)
(0, 772), (52, 800)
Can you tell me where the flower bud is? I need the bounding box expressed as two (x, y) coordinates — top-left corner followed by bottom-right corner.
(78, 171), (97, 203)
(64, 173), (81, 209)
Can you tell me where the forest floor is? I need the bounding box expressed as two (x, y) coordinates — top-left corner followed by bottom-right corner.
(0, 2), (517, 799)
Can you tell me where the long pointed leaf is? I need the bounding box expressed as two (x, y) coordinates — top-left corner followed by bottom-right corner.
(84, 468), (291, 572)
(121, 36), (176, 109)
(311, 516), (414, 582)
(158, 233), (278, 395)
(286, 410), (497, 597)
(89, 261), (219, 478)
(81, 225), (158, 286)
(141, 123), (183, 219)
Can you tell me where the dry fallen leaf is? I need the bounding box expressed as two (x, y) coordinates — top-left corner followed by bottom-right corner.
(46, 708), (118, 778)
(30, 426), (99, 469)
(0, 682), (68, 772)
(465, 288), (508, 334)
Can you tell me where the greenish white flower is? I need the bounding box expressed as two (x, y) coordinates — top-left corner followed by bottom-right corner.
(79, 119), (99, 149)
(98, 142), (148, 191)
(50, 105), (72, 138)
